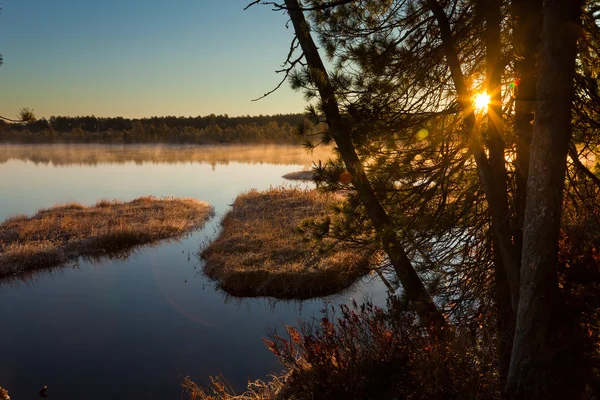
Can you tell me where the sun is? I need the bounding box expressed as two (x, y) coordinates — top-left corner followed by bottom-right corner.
(473, 92), (491, 113)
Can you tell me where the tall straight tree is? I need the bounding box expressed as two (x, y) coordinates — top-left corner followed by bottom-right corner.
(507, 0), (584, 397)
(485, 0), (515, 384)
(512, 0), (542, 265)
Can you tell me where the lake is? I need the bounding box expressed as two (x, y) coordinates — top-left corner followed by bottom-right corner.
(0, 144), (388, 400)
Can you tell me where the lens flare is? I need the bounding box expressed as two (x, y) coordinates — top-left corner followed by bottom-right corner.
(473, 92), (491, 113)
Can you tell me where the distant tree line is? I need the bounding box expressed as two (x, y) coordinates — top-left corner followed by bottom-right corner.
(0, 113), (309, 144)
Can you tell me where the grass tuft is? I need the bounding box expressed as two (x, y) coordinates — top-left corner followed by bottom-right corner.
(201, 187), (373, 299)
(282, 170), (314, 181)
(0, 386), (9, 400)
(181, 374), (286, 400)
(0, 196), (214, 278)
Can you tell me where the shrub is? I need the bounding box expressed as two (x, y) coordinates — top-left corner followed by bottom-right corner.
(184, 298), (499, 400)
(265, 299), (499, 399)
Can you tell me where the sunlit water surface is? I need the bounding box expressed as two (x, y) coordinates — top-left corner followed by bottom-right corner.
(0, 144), (388, 400)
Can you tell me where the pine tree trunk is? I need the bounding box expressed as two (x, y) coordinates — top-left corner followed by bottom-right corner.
(507, 0), (583, 397)
(485, 0), (515, 388)
(512, 0), (542, 268)
(284, 0), (446, 333)
(494, 248), (516, 395)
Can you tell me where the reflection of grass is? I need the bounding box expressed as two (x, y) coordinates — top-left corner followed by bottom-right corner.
(201, 187), (373, 299)
(0, 196), (214, 278)
(282, 170), (314, 181)
(0, 144), (333, 167)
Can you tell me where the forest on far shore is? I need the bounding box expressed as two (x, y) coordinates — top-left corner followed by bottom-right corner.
(0, 113), (309, 144)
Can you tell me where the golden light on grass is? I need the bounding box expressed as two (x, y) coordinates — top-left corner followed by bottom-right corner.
(201, 186), (375, 299)
(473, 92), (491, 113)
(0, 196), (214, 278)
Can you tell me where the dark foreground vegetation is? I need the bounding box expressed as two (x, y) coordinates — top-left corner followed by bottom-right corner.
(0, 113), (309, 144)
(185, 215), (600, 399)
(187, 0), (600, 398)
(201, 187), (374, 299)
(183, 299), (499, 400)
(0, 196), (213, 278)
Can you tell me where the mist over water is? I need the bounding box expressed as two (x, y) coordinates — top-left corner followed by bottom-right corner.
(0, 143), (334, 167)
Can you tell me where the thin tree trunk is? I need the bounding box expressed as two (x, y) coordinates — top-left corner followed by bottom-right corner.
(512, 0), (542, 266)
(486, 0), (506, 198)
(507, 0), (583, 397)
(493, 247), (516, 395)
(426, 0), (521, 309)
(485, 0), (515, 389)
(284, 0), (446, 332)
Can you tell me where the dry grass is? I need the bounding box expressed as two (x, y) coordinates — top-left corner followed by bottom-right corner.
(201, 187), (374, 299)
(0, 196), (213, 278)
(282, 170), (314, 181)
(182, 374), (287, 400)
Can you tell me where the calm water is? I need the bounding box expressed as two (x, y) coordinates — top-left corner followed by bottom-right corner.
(0, 144), (387, 400)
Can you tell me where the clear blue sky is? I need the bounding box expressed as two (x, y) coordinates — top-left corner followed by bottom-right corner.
(0, 0), (307, 118)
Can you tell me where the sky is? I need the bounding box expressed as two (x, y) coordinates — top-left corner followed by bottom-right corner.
(0, 0), (308, 119)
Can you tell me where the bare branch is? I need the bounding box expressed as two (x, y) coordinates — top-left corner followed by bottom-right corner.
(569, 144), (600, 189)
(0, 115), (21, 123)
(243, 1), (261, 10)
(245, 0), (356, 12)
(252, 53), (305, 101)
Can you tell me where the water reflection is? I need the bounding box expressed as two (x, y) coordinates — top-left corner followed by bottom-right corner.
(0, 233), (196, 287)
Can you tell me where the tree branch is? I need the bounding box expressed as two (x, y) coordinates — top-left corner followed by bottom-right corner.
(426, 0), (521, 309)
(246, 0), (357, 12)
(0, 115), (21, 123)
(569, 144), (600, 189)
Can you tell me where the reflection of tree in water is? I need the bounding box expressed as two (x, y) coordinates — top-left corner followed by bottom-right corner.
(0, 144), (333, 167)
